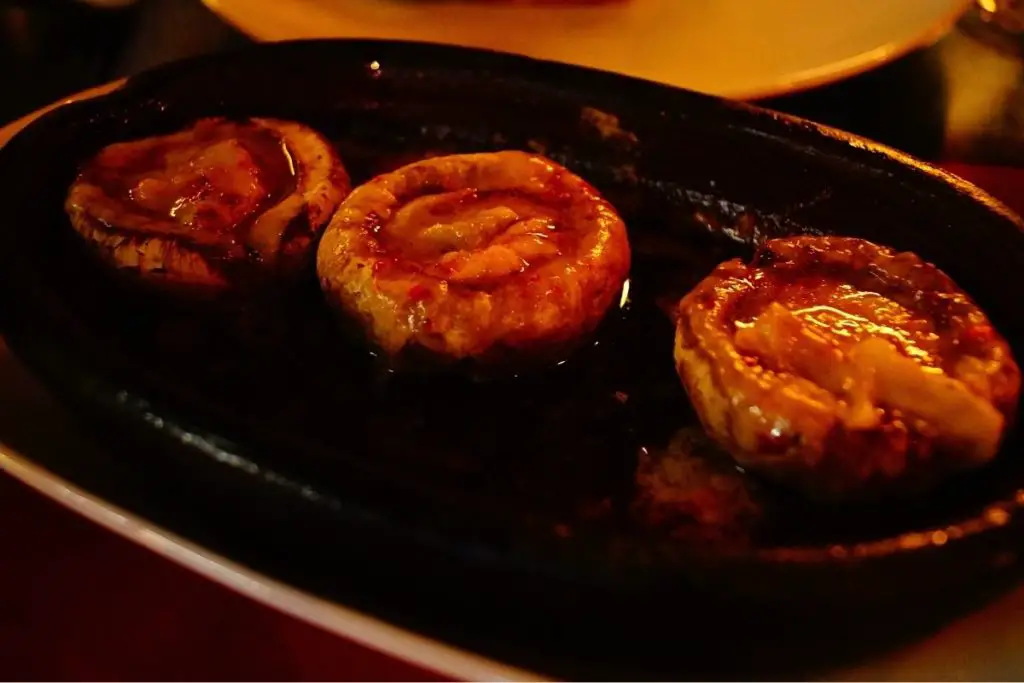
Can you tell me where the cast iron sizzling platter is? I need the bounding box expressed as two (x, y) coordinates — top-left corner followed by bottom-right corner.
(2, 39), (1024, 679)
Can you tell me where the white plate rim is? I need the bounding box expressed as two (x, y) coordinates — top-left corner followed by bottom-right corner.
(0, 444), (544, 682)
(199, 0), (973, 100)
(0, 88), (547, 683)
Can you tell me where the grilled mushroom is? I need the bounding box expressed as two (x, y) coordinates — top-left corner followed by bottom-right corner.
(675, 235), (1021, 500)
(316, 151), (631, 368)
(66, 117), (349, 294)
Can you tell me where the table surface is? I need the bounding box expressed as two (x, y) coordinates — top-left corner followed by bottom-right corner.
(3, 0), (1024, 679)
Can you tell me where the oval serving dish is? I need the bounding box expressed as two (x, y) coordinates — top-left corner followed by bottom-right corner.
(1, 39), (1023, 681)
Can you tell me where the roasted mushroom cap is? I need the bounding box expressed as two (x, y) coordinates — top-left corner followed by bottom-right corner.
(675, 235), (1021, 500)
(316, 151), (631, 367)
(65, 117), (349, 293)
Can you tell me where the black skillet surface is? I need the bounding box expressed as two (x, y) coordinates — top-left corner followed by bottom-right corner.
(2, 39), (1024, 680)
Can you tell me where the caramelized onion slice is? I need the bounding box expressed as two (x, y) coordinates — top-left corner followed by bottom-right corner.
(674, 235), (1021, 500)
(65, 117), (349, 292)
(316, 151), (631, 365)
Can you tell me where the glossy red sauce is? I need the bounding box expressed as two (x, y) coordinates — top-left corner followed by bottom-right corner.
(729, 270), (943, 368)
(366, 188), (581, 290)
(80, 121), (296, 240)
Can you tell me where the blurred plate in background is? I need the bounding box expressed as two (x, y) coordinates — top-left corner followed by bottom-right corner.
(201, 0), (971, 99)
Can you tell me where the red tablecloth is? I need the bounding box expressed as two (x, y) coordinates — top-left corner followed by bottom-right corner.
(0, 473), (443, 681)
(1, 162), (1020, 681)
